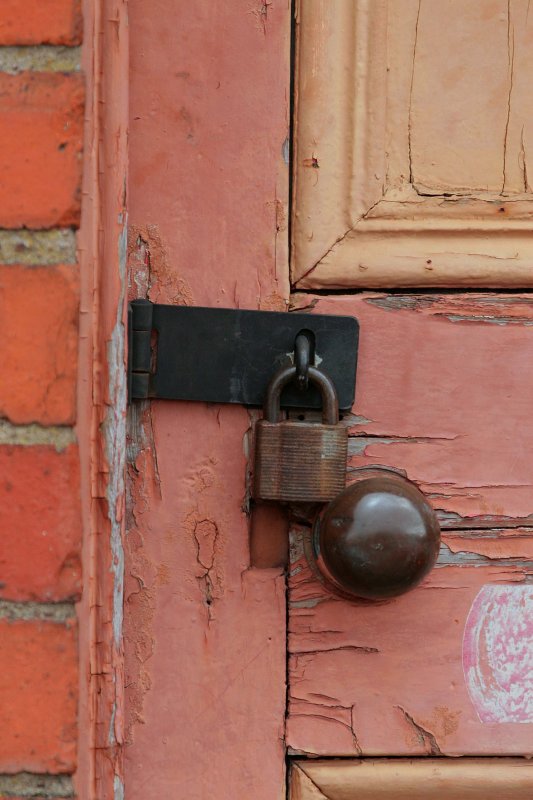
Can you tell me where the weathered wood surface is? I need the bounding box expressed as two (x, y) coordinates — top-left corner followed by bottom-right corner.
(125, 2), (290, 799)
(288, 293), (533, 756)
(291, 760), (533, 799)
(293, 0), (533, 287)
(292, 293), (533, 528)
(77, 0), (129, 796)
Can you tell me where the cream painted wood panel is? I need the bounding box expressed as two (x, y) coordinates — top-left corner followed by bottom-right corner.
(292, 0), (533, 288)
(291, 760), (533, 800)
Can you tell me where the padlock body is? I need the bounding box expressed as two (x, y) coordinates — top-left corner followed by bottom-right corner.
(254, 420), (347, 502)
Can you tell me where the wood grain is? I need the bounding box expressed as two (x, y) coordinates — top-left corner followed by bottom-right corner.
(292, 0), (533, 287)
(291, 759), (533, 799)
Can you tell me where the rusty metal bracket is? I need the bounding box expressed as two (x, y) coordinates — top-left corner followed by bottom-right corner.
(128, 299), (359, 410)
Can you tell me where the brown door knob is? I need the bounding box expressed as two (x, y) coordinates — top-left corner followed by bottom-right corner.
(313, 471), (441, 600)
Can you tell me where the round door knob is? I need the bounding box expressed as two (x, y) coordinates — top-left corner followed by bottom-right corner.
(313, 471), (441, 600)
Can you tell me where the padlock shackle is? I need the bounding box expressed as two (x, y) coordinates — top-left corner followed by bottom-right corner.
(263, 365), (339, 424)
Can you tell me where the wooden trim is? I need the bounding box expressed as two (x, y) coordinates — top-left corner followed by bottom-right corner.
(291, 764), (329, 800)
(292, 0), (533, 288)
(77, 0), (128, 797)
(291, 759), (533, 799)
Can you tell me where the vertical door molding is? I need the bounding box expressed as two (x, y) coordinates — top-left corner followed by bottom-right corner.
(290, 760), (533, 799)
(124, 3), (290, 799)
(78, 1), (129, 798)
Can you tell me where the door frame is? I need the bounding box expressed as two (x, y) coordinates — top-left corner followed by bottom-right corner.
(78, 0), (129, 797)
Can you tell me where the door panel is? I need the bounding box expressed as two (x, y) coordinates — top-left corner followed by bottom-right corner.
(125, 3), (290, 798)
(124, 0), (533, 794)
(293, 0), (533, 287)
(287, 293), (533, 756)
(291, 293), (533, 527)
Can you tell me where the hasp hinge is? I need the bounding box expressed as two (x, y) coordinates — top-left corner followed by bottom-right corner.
(128, 298), (153, 400)
(127, 299), (359, 410)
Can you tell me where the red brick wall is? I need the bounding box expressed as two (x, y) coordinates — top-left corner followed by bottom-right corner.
(0, 3), (84, 798)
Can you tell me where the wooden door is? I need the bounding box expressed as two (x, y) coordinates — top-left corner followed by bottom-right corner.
(125, 2), (533, 799)
(287, 0), (533, 789)
(125, 3), (291, 799)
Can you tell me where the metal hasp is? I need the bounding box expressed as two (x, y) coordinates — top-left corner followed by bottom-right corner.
(128, 299), (359, 410)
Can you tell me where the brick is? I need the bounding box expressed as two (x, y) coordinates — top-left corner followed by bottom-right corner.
(0, 0), (82, 45)
(0, 773), (73, 799)
(0, 265), (78, 425)
(0, 230), (77, 266)
(0, 73), (84, 228)
(0, 619), (77, 773)
(0, 46), (81, 75)
(0, 444), (82, 601)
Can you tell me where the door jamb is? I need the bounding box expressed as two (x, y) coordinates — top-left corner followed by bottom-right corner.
(77, 1), (129, 797)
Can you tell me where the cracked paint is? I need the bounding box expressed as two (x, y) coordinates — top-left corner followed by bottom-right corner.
(124, 416), (159, 744)
(127, 223), (194, 306)
(395, 705), (442, 755)
(292, 1), (533, 288)
(104, 220), (128, 647)
(186, 513), (223, 618)
(288, 512), (533, 755)
(289, 293), (533, 526)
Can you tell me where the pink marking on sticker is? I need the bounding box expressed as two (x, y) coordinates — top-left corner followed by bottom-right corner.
(463, 585), (533, 723)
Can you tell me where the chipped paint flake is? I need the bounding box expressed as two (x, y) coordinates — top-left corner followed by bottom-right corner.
(104, 219), (128, 645)
(114, 774), (125, 800)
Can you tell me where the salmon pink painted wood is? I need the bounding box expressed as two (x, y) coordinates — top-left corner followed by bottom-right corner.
(124, 0), (533, 794)
(287, 293), (533, 757)
(125, 2), (290, 798)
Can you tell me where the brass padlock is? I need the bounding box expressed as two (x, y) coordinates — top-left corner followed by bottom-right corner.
(253, 365), (347, 502)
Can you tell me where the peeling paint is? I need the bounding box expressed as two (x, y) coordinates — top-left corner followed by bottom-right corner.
(114, 774), (125, 800)
(290, 597), (323, 609)
(364, 294), (533, 324)
(396, 705), (442, 755)
(184, 511), (224, 619)
(103, 220), (128, 646)
(290, 701), (361, 755)
(127, 224), (194, 306)
(437, 541), (533, 569)
(124, 425), (160, 744)
(292, 644), (379, 656)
